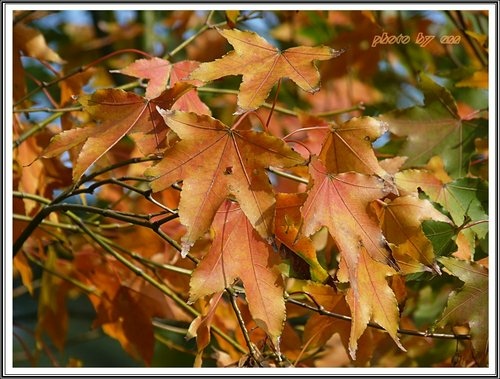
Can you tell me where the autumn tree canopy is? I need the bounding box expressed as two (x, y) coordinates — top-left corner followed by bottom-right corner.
(9, 7), (491, 371)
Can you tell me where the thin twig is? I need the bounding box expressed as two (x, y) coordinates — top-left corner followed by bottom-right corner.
(23, 251), (100, 295)
(267, 167), (309, 184)
(14, 50), (152, 107)
(286, 295), (471, 341)
(227, 288), (262, 366)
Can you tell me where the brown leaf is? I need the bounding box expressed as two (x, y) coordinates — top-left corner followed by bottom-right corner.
(337, 248), (405, 359)
(302, 157), (395, 267)
(187, 292), (224, 367)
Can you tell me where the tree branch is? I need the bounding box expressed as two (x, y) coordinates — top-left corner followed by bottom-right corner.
(286, 294), (471, 341)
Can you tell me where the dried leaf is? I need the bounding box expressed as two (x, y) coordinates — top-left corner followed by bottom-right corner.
(187, 292), (224, 367)
(302, 157), (395, 267)
(338, 248), (405, 359)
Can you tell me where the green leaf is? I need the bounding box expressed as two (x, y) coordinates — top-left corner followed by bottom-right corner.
(443, 178), (488, 239)
(437, 257), (488, 365)
(422, 220), (458, 257)
(378, 74), (487, 178)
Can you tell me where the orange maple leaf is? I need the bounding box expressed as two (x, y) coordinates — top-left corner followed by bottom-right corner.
(189, 200), (286, 340)
(190, 28), (343, 113)
(42, 84), (191, 181)
(145, 109), (305, 255)
(319, 116), (391, 180)
(338, 248), (405, 359)
(302, 156), (395, 267)
(301, 156), (403, 358)
(114, 56), (171, 100)
(116, 58), (211, 114)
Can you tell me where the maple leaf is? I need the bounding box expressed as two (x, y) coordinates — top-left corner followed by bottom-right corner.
(116, 58), (211, 114)
(145, 109), (305, 255)
(190, 28), (342, 113)
(301, 157), (403, 357)
(114, 56), (171, 100)
(338, 248), (405, 359)
(319, 116), (391, 180)
(437, 257), (488, 365)
(301, 157), (395, 267)
(189, 200), (286, 340)
(373, 196), (452, 274)
(422, 220), (459, 257)
(378, 74), (487, 178)
(42, 84), (191, 181)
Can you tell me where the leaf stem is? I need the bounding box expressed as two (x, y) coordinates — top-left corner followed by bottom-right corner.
(266, 78), (281, 128)
(198, 87), (365, 118)
(314, 102), (366, 117)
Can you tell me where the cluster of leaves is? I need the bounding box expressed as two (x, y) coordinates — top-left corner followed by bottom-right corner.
(12, 10), (489, 368)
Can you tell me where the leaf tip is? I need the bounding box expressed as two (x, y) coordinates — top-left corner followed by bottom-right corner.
(233, 107), (249, 116)
(156, 105), (174, 119)
(332, 47), (346, 58)
(181, 241), (193, 258)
